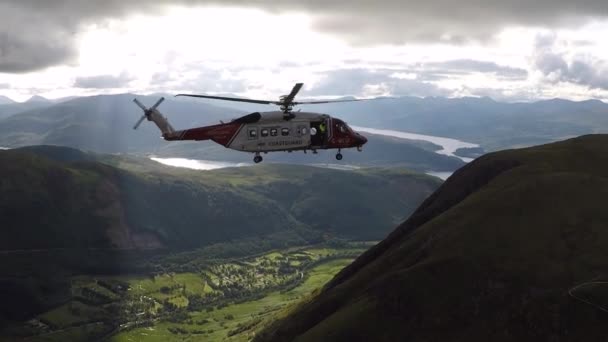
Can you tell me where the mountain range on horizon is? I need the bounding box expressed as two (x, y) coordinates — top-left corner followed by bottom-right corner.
(1, 92), (606, 105)
(0, 93), (466, 172)
(2, 93), (607, 152)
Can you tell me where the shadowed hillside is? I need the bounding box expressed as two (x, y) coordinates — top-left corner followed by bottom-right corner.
(1, 145), (441, 250)
(255, 134), (608, 342)
(0, 146), (440, 324)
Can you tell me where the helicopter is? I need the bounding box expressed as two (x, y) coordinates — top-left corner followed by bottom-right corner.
(132, 83), (369, 163)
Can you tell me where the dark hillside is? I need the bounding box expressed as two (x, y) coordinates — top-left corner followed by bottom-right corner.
(1, 146), (441, 251)
(0, 146), (440, 323)
(256, 134), (608, 342)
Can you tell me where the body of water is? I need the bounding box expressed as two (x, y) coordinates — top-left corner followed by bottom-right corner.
(352, 126), (478, 162)
(425, 171), (453, 180)
(150, 157), (361, 172)
(150, 157), (247, 170)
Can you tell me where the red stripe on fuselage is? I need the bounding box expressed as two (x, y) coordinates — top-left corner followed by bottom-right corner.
(166, 122), (242, 147)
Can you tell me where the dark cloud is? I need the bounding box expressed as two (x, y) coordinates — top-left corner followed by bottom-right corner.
(333, 59), (528, 82)
(0, 1), (166, 73)
(2, 0), (608, 73)
(422, 60), (528, 80)
(307, 68), (451, 97)
(74, 73), (133, 88)
(0, 17), (77, 72)
(534, 34), (608, 90)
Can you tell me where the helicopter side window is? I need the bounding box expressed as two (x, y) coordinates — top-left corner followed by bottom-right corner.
(281, 128), (290, 136)
(248, 128), (258, 140)
(261, 128), (269, 137)
(270, 128), (278, 137)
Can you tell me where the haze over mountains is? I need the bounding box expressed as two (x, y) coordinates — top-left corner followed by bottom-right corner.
(0, 95), (15, 105)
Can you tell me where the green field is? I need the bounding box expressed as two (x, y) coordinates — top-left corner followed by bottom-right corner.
(113, 258), (353, 342)
(12, 244), (365, 342)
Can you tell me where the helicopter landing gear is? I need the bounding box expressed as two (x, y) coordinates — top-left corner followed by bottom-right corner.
(336, 149), (343, 160)
(254, 153), (263, 164)
(357, 146), (363, 152)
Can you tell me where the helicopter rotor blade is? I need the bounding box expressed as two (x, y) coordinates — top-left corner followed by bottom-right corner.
(175, 94), (278, 105)
(281, 82), (303, 105)
(294, 97), (392, 105)
(151, 97), (165, 110)
(133, 98), (148, 111)
(133, 115), (146, 130)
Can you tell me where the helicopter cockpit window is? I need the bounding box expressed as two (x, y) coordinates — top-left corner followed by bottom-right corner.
(281, 128), (290, 136)
(261, 128), (269, 137)
(338, 124), (347, 133)
(270, 128), (278, 137)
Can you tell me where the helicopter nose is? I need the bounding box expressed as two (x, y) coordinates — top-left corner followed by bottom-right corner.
(357, 134), (368, 145)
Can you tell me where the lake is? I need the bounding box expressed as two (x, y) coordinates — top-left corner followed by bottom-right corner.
(352, 126), (478, 162)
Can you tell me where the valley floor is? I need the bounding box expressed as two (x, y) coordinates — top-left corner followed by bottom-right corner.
(6, 243), (370, 342)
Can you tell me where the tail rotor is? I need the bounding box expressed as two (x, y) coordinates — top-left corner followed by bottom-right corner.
(132, 97), (165, 130)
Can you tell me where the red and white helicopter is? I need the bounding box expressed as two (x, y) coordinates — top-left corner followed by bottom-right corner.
(132, 83), (369, 163)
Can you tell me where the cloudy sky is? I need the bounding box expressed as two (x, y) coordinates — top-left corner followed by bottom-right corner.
(1, 0), (608, 102)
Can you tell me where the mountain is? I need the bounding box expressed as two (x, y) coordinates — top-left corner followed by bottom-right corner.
(294, 97), (608, 151)
(0, 101), (53, 121)
(0, 145), (440, 322)
(25, 95), (51, 104)
(255, 134), (608, 341)
(0, 94), (464, 171)
(0, 93), (238, 152)
(0, 145), (441, 250)
(0, 95), (15, 105)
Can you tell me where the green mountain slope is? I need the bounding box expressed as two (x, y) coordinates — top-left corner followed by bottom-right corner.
(1, 146), (441, 251)
(255, 134), (608, 342)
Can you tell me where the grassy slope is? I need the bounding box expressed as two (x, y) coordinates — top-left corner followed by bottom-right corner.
(255, 134), (608, 342)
